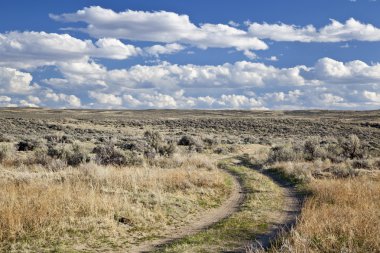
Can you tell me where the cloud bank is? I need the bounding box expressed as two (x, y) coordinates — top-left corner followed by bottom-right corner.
(1, 7), (380, 109)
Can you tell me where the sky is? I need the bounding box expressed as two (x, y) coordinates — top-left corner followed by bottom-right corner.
(1, 0), (380, 110)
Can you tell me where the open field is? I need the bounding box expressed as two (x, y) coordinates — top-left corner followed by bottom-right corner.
(0, 109), (379, 252)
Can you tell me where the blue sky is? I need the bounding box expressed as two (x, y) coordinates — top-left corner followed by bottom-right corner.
(0, 0), (380, 109)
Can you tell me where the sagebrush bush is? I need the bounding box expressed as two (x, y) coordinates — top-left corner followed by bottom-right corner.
(143, 130), (178, 157)
(0, 144), (10, 163)
(158, 142), (177, 157)
(16, 139), (43, 151)
(351, 159), (372, 169)
(65, 143), (90, 166)
(0, 134), (13, 143)
(268, 135), (371, 165)
(32, 146), (51, 166)
(93, 143), (142, 166)
(178, 135), (204, 152)
(46, 142), (90, 167)
(303, 136), (329, 161)
(203, 137), (219, 147)
(341, 134), (367, 159)
(144, 130), (163, 153)
(268, 145), (297, 163)
(45, 133), (72, 144)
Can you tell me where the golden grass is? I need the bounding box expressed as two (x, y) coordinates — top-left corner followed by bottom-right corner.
(0, 154), (231, 252)
(159, 158), (284, 253)
(269, 175), (380, 253)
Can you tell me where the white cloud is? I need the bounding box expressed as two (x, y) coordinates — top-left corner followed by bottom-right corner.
(363, 91), (380, 102)
(61, 94), (82, 107)
(19, 100), (39, 107)
(137, 93), (177, 108)
(27, 95), (41, 104)
(267, 56), (279, 62)
(89, 91), (122, 106)
(0, 67), (37, 94)
(43, 90), (82, 107)
(243, 50), (258, 60)
(116, 92), (265, 110)
(218, 94), (262, 109)
(311, 57), (380, 83)
(93, 38), (142, 60)
(0, 31), (142, 69)
(1, 53), (380, 110)
(145, 43), (185, 57)
(99, 61), (307, 92)
(228, 21), (240, 28)
(248, 18), (380, 42)
(0, 96), (11, 102)
(50, 6), (268, 51)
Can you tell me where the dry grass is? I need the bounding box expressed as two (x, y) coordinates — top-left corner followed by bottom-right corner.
(0, 154), (231, 252)
(266, 175), (380, 253)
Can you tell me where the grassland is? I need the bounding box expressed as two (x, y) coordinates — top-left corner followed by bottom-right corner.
(0, 108), (379, 252)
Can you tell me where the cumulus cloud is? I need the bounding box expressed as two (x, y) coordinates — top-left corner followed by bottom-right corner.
(118, 92), (265, 109)
(0, 67), (37, 94)
(43, 90), (82, 107)
(145, 43), (185, 57)
(0, 31), (143, 69)
(1, 54), (380, 109)
(89, 91), (122, 106)
(50, 6), (268, 51)
(248, 18), (380, 42)
(0, 96), (11, 102)
(363, 91), (380, 103)
(93, 38), (142, 60)
(310, 57), (380, 83)
(100, 61), (307, 92)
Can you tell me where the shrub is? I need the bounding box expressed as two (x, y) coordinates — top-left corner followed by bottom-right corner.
(16, 139), (42, 151)
(326, 137), (344, 162)
(0, 144), (10, 163)
(144, 130), (163, 152)
(341, 134), (366, 159)
(0, 134), (13, 142)
(45, 133), (72, 144)
(303, 136), (327, 161)
(213, 146), (238, 155)
(47, 143), (90, 167)
(93, 143), (142, 166)
(144, 148), (157, 160)
(325, 164), (358, 178)
(158, 142), (177, 157)
(351, 159), (371, 169)
(65, 143), (90, 167)
(120, 140), (147, 153)
(178, 135), (197, 146)
(268, 145), (297, 163)
(178, 135), (204, 152)
(93, 144), (126, 166)
(203, 137), (219, 147)
(32, 147), (51, 166)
